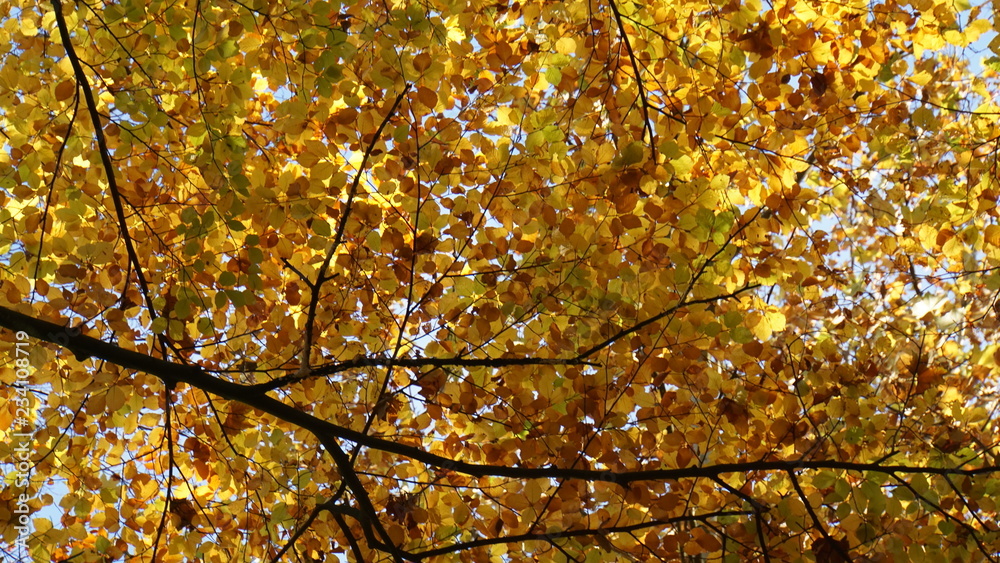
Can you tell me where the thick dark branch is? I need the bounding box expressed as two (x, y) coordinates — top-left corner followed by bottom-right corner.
(4, 304), (1000, 484)
(269, 500), (363, 563)
(332, 511), (366, 562)
(752, 502), (773, 563)
(50, 0), (155, 315)
(248, 355), (599, 392)
(0, 303), (406, 560)
(319, 436), (408, 562)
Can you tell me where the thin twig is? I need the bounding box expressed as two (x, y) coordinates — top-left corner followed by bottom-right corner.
(50, 0), (156, 316)
(607, 0), (657, 161)
(249, 355), (599, 392)
(787, 470), (851, 562)
(296, 85), (412, 376)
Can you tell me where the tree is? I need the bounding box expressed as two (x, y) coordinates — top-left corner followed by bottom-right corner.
(1, 0), (999, 560)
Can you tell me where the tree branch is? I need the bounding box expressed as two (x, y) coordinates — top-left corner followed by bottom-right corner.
(318, 435), (409, 562)
(607, 0), (656, 161)
(3, 304), (1000, 487)
(248, 355), (599, 392)
(410, 510), (750, 561)
(575, 284), (760, 359)
(296, 85), (412, 376)
(50, 0), (156, 317)
(269, 499), (363, 563)
(787, 470), (851, 562)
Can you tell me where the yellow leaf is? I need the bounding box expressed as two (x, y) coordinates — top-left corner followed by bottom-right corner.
(106, 385), (126, 412)
(555, 37), (576, 55)
(985, 225), (1000, 247)
(670, 154), (694, 178)
(20, 17), (38, 37)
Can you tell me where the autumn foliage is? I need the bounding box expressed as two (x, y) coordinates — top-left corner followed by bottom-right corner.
(2, 0), (1000, 561)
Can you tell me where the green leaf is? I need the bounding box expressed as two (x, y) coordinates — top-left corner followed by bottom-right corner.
(219, 39), (239, 58)
(614, 141), (645, 168)
(232, 174), (252, 191)
(731, 326), (753, 344)
(984, 56), (1000, 73)
(313, 219), (331, 236)
(545, 66), (562, 86)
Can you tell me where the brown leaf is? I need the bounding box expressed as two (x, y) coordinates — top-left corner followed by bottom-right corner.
(416, 86), (438, 109)
(737, 21), (775, 57)
(811, 73), (828, 96)
(170, 498), (198, 530)
(413, 52), (432, 73)
(812, 537), (851, 563)
(55, 80), (76, 101)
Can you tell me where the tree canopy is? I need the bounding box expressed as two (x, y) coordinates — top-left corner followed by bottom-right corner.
(2, 0), (1000, 560)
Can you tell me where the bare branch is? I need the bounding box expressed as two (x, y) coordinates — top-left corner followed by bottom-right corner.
(787, 470), (851, 562)
(297, 85), (412, 375)
(50, 0), (156, 317)
(248, 355), (599, 392)
(606, 0), (656, 160)
(3, 304), (1000, 484)
(410, 511), (750, 561)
